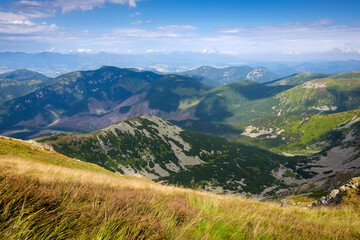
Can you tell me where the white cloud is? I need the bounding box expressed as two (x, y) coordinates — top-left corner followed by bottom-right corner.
(0, 12), (28, 23)
(131, 20), (143, 25)
(130, 11), (141, 17)
(112, 25), (197, 38)
(339, 48), (360, 54)
(0, 12), (359, 61)
(217, 28), (242, 34)
(112, 28), (179, 38)
(131, 19), (151, 25)
(201, 49), (215, 54)
(145, 49), (165, 53)
(157, 25), (197, 31)
(12, 0), (140, 15)
(212, 20), (360, 55)
(77, 48), (92, 53)
(0, 11), (59, 34)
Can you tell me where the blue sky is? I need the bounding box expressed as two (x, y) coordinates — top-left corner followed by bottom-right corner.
(0, 0), (359, 60)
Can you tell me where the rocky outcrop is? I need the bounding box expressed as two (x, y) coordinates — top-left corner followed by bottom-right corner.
(313, 178), (359, 206)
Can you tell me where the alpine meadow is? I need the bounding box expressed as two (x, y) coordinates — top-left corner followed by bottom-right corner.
(0, 0), (360, 239)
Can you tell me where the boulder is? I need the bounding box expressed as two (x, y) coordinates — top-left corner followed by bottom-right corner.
(313, 177), (359, 207)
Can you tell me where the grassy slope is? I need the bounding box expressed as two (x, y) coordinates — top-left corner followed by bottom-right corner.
(145, 74), (209, 113)
(0, 69), (53, 104)
(0, 78), (56, 104)
(267, 72), (330, 86)
(0, 136), (123, 177)
(190, 71), (360, 126)
(1, 137), (360, 239)
(240, 109), (360, 154)
(193, 80), (289, 124)
(275, 71), (360, 115)
(184, 71), (360, 151)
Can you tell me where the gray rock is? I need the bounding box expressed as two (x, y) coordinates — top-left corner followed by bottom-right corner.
(329, 189), (339, 198)
(313, 177), (359, 207)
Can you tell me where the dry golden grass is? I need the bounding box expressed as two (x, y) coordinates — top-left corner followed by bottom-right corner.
(1, 137), (360, 239)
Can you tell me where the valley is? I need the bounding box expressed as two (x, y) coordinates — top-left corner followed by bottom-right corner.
(0, 66), (359, 199)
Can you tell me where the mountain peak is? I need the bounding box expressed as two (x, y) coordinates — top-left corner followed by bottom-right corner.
(0, 68), (49, 80)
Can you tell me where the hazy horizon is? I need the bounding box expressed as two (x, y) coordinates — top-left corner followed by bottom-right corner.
(0, 0), (359, 61)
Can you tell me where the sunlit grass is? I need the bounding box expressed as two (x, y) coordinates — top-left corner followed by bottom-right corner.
(1, 137), (360, 239)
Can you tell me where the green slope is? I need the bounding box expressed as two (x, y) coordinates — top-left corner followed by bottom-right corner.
(145, 74), (210, 112)
(275, 71), (360, 115)
(266, 72), (330, 86)
(0, 136), (119, 176)
(193, 80), (290, 123)
(39, 114), (308, 195)
(194, 71), (360, 124)
(239, 109), (360, 154)
(174, 71), (360, 138)
(0, 69), (52, 103)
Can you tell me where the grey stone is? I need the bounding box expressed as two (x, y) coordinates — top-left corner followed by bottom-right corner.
(329, 189), (339, 198)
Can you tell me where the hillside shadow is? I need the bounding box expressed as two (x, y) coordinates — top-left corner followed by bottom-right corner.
(171, 119), (243, 137)
(195, 94), (234, 122)
(232, 83), (292, 100)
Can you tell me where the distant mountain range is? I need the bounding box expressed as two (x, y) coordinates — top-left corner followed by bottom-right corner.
(0, 51), (359, 77)
(179, 66), (278, 85)
(1, 67), (360, 140)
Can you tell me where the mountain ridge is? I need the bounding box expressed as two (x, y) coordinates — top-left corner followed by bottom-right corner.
(180, 66), (278, 85)
(39, 114), (303, 196)
(0, 69), (52, 103)
(1, 67), (360, 142)
(0, 68), (49, 80)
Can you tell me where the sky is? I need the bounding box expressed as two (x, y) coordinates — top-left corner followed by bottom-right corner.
(0, 0), (360, 60)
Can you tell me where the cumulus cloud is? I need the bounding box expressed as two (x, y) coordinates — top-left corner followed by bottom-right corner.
(111, 25), (197, 38)
(0, 0), (141, 36)
(0, 6), (359, 61)
(131, 20), (143, 25)
(0, 0), (143, 47)
(112, 28), (176, 38)
(131, 19), (151, 25)
(11, 0), (140, 15)
(157, 25), (197, 31)
(130, 11), (141, 17)
(214, 20), (360, 55)
(339, 48), (360, 54)
(76, 48), (92, 53)
(0, 11), (59, 34)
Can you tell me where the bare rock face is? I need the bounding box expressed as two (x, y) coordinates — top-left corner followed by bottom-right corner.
(313, 178), (359, 206)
